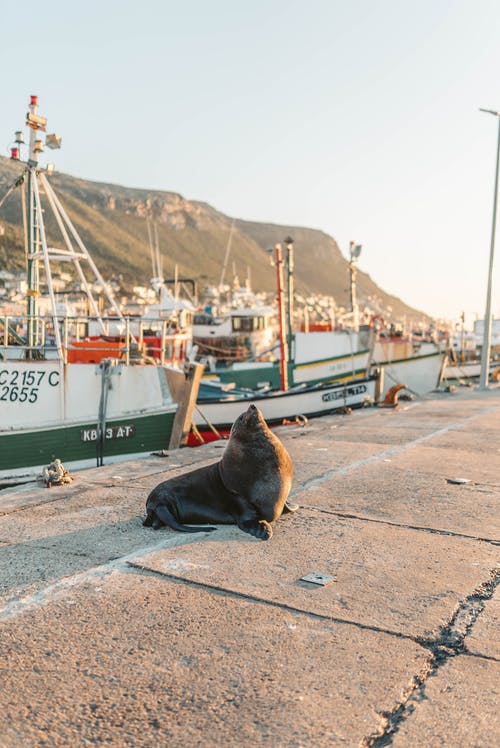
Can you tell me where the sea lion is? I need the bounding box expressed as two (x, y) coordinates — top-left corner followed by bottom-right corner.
(143, 403), (296, 540)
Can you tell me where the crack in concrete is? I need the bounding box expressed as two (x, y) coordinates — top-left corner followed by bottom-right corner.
(462, 650), (500, 664)
(1, 535), (497, 748)
(126, 561), (500, 670)
(360, 566), (500, 747)
(126, 560), (424, 643)
(302, 505), (500, 546)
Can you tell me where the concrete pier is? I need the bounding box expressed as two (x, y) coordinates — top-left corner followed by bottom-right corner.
(0, 386), (499, 747)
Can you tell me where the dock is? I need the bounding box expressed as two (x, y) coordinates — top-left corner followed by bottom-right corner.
(1, 386), (499, 747)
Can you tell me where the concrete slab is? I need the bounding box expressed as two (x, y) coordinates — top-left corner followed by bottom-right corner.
(389, 444), (500, 485)
(0, 497), (196, 608)
(0, 570), (429, 748)
(0, 445), (225, 512)
(0, 387), (498, 745)
(0, 445), (235, 557)
(131, 509), (498, 639)
(285, 435), (387, 482)
(466, 589), (500, 660)
(321, 422), (438, 447)
(392, 656), (500, 748)
(300, 462), (500, 540)
(429, 428), (500, 456)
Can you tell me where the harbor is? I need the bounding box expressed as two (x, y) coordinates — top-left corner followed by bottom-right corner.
(1, 384), (498, 746)
(0, 49), (499, 748)
(2, 94), (466, 482)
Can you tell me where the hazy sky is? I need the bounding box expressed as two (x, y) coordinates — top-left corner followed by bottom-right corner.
(2, 0), (500, 326)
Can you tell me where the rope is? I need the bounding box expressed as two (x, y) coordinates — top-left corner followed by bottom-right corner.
(194, 339), (250, 357)
(39, 459), (73, 487)
(194, 404), (224, 439)
(383, 365), (420, 397)
(0, 171), (26, 212)
(190, 422), (206, 444)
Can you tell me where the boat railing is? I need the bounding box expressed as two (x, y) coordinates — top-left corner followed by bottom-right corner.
(1, 314), (192, 365)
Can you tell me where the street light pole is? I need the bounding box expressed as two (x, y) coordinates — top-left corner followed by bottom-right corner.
(478, 107), (500, 389)
(284, 236), (294, 385)
(274, 243), (289, 391)
(348, 241), (362, 331)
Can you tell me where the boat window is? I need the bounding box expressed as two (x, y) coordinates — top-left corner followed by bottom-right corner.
(232, 316), (257, 332)
(193, 313), (214, 325)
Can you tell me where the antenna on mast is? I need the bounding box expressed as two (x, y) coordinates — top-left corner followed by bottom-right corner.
(146, 216), (156, 276)
(219, 218), (235, 290)
(154, 222), (162, 281)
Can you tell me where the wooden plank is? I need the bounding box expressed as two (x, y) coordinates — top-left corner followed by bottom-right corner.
(165, 362), (204, 449)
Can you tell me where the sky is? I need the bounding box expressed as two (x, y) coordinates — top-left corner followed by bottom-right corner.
(1, 0), (500, 327)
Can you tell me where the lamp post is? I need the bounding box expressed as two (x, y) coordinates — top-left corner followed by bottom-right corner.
(478, 107), (500, 389)
(284, 236), (294, 385)
(348, 241), (362, 331)
(274, 243), (289, 390)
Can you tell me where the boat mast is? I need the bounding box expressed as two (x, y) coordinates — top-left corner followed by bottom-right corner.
(219, 218), (235, 290)
(11, 95), (132, 348)
(275, 243), (289, 390)
(25, 95), (45, 354)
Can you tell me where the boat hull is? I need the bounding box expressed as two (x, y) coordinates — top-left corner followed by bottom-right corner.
(193, 376), (378, 435)
(0, 410), (175, 479)
(0, 360), (177, 480)
(373, 344), (445, 396)
(442, 360), (499, 383)
(293, 349), (370, 385)
(204, 333), (445, 398)
(205, 349), (371, 390)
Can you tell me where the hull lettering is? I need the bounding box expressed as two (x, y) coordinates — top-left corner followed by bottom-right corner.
(321, 384), (368, 403)
(80, 424), (136, 442)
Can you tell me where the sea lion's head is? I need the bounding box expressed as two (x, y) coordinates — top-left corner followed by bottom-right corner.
(229, 403), (267, 439)
(223, 403), (292, 513)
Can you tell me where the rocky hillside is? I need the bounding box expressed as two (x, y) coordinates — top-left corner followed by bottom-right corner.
(0, 156), (430, 321)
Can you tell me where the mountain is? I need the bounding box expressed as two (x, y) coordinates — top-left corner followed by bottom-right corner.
(0, 156), (430, 321)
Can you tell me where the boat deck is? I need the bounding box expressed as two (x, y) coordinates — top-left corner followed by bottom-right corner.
(0, 385), (499, 746)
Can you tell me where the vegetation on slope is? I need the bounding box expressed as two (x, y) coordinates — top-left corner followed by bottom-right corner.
(0, 157), (429, 320)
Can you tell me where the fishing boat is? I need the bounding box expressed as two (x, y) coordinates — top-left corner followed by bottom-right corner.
(203, 319), (445, 398)
(0, 96), (194, 483)
(371, 334), (446, 396)
(442, 317), (500, 384)
(192, 217), (278, 365)
(201, 240), (446, 397)
(191, 374), (379, 443)
(193, 280), (277, 365)
(189, 242), (381, 443)
(204, 328), (372, 389)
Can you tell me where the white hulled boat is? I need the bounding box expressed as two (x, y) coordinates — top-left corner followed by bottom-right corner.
(0, 96), (188, 483)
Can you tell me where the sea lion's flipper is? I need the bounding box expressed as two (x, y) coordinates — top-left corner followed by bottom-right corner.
(282, 501), (299, 514)
(237, 518), (273, 541)
(153, 505), (217, 534)
(142, 512), (165, 530)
